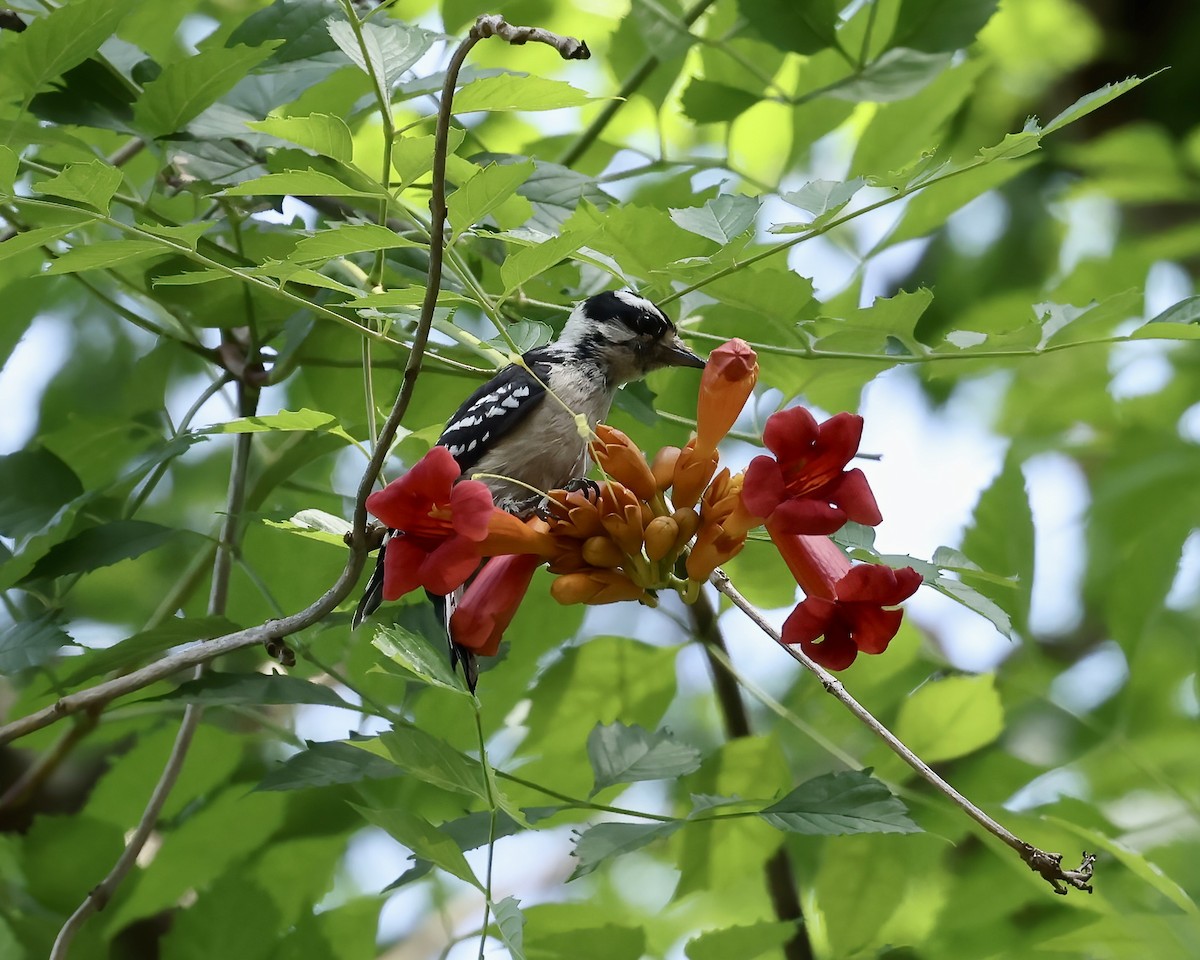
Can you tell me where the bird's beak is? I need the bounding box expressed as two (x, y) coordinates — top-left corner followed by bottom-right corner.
(658, 333), (706, 369)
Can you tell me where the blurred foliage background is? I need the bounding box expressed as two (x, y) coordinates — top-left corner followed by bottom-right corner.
(1, 0), (1199, 958)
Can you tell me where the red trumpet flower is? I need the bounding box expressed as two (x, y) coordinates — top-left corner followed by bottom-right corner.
(772, 530), (921, 670)
(365, 446), (494, 598)
(742, 408), (881, 534)
(450, 553), (543, 657)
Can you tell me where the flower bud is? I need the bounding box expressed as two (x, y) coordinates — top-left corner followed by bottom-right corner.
(551, 568), (647, 605)
(592, 424), (658, 501)
(582, 535), (626, 568)
(695, 339), (758, 457)
(652, 446), (681, 491)
(671, 507), (701, 551)
(671, 438), (720, 509)
(644, 516), (680, 561)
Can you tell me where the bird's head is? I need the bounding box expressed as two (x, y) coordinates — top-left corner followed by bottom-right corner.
(559, 290), (705, 385)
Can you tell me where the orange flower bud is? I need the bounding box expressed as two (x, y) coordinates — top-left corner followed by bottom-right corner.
(600, 500), (645, 557)
(582, 535), (626, 568)
(672, 507), (701, 551)
(644, 516), (680, 561)
(695, 338), (758, 456)
(479, 511), (556, 557)
(551, 568), (647, 605)
(671, 438), (720, 509)
(652, 446), (681, 491)
(592, 424), (658, 501)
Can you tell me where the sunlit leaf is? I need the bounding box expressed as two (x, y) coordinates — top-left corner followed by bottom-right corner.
(686, 922), (799, 960)
(246, 113), (354, 162)
(894, 674), (1004, 762)
(670, 195), (759, 245)
(373, 624), (469, 693)
(587, 722), (702, 796)
(891, 0), (1000, 52)
(258, 740), (402, 791)
(33, 159), (123, 214)
(759, 770), (920, 835)
(147, 672), (365, 710)
(491, 897), (527, 960)
(23, 519), (179, 580)
(355, 804), (481, 889)
(448, 159), (536, 240)
(3, 0), (134, 98)
(454, 74), (597, 113)
(379, 723), (489, 800)
(222, 168), (387, 198)
(569, 821), (682, 879)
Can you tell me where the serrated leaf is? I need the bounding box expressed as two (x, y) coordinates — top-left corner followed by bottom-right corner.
(739, 0), (837, 54)
(680, 78), (760, 123)
(23, 519), (178, 580)
(355, 804), (481, 889)
(891, 0), (999, 53)
(828, 48), (951, 103)
(327, 18), (433, 92)
(0, 223), (91, 263)
(33, 159), (123, 214)
(774, 178), (865, 230)
(290, 223), (422, 263)
(758, 770), (920, 835)
(145, 672), (364, 710)
(491, 897), (526, 960)
(1142, 296), (1200, 328)
(136, 43), (279, 138)
(0, 449), (84, 539)
(0, 617), (73, 674)
(222, 169), (386, 199)
(379, 723), (489, 800)
(669, 195), (759, 245)
(227, 0), (341, 64)
(246, 113), (353, 162)
(961, 453), (1033, 632)
(373, 624), (468, 693)
(500, 228), (597, 294)
(56, 616), (241, 687)
(392, 129), (464, 187)
(894, 674), (1004, 762)
(587, 722), (702, 796)
(569, 821), (682, 879)
(686, 922), (799, 960)
(4, 0), (135, 98)
(454, 74), (596, 113)
(44, 240), (168, 274)
(258, 740), (401, 791)
(1041, 74), (1155, 136)
(448, 160), (536, 240)
(204, 408), (356, 443)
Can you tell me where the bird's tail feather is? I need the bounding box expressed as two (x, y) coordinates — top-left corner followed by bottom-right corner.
(430, 587), (478, 692)
(352, 543), (386, 630)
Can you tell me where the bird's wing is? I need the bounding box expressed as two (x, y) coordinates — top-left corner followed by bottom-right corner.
(436, 350), (552, 474)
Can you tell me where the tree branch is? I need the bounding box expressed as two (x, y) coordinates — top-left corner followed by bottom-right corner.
(0, 14), (593, 749)
(690, 590), (815, 960)
(710, 568), (1097, 896)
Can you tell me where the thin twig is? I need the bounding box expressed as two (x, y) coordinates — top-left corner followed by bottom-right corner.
(0, 15), (593, 748)
(51, 380), (259, 958)
(710, 568), (1097, 896)
(689, 590), (814, 960)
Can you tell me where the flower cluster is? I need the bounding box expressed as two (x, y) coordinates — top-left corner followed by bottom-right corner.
(364, 339), (920, 672)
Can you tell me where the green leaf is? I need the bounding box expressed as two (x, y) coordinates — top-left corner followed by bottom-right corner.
(454, 74), (597, 113)
(44, 239), (169, 274)
(263, 508), (352, 548)
(33, 159), (123, 214)
(1041, 74), (1155, 136)
(204, 408), (356, 443)
(4, 0), (135, 98)
(258, 739), (402, 791)
(290, 223), (422, 262)
(373, 624), (469, 693)
(1141, 295), (1200, 328)
(246, 113), (354, 162)
(0, 223), (92, 264)
(57, 616), (240, 687)
(355, 804), (481, 889)
(894, 674), (1004, 762)
(326, 18), (434, 91)
(448, 159), (536, 240)
(392, 129), (464, 187)
(491, 897), (527, 960)
(739, 0), (837, 54)
(891, 0), (1000, 52)
(686, 922), (799, 960)
(669, 195), (759, 245)
(227, 0), (341, 64)
(136, 43), (279, 138)
(379, 723), (489, 800)
(500, 228), (598, 294)
(569, 821), (682, 879)
(680, 78), (761, 123)
(774, 178), (864, 230)
(0, 616), (72, 673)
(24, 519), (178, 580)
(827, 48), (952, 103)
(587, 722), (702, 796)
(222, 168), (386, 199)
(0, 145), (17, 194)
(146, 672), (365, 710)
(961, 453), (1034, 633)
(758, 770), (920, 835)
(0, 449), (83, 538)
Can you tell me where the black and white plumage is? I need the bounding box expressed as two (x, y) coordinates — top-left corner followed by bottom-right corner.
(353, 290), (705, 687)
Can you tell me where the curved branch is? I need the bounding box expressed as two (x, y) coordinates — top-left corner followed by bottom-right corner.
(710, 568), (1096, 896)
